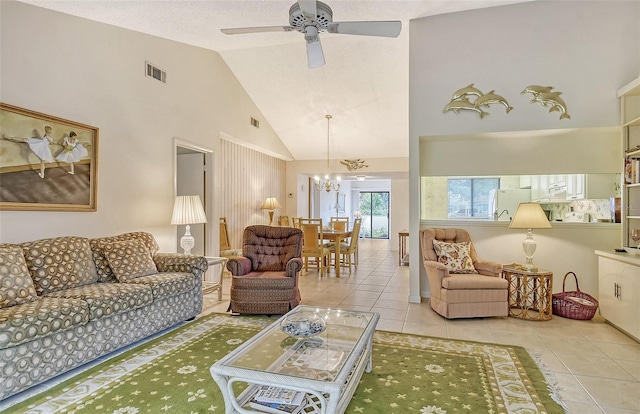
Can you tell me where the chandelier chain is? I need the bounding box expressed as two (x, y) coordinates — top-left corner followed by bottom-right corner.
(314, 114), (340, 193)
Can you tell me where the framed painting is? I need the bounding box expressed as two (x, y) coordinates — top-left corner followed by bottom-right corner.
(0, 103), (98, 211)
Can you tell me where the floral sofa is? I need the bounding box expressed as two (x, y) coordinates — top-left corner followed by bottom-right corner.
(0, 232), (207, 401)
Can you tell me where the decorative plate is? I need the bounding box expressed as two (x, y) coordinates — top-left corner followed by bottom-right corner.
(280, 311), (326, 337)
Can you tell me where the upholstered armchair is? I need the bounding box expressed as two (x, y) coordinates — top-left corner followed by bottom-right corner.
(226, 225), (303, 315)
(420, 228), (508, 319)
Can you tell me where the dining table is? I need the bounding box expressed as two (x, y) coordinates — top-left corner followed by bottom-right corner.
(321, 228), (352, 277)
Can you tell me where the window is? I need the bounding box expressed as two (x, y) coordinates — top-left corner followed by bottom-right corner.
(448, 178), (499, 218)
(359, 191), (389, 239)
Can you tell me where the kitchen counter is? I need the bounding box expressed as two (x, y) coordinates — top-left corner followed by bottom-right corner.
(595, 250), (640, 266)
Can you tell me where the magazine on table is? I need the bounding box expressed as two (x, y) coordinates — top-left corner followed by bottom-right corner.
(252, 385), (302, 404)
(249, 392), (306, 414)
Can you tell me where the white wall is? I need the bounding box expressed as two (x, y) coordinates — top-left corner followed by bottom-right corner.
(0, 1), (289, 252)
(409, 1), (640, 302)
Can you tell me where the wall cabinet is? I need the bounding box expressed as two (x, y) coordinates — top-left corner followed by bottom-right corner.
(596, 252), (640, 341)
(531, 174), (616, 202)
(566, 174), (617, 200)
(620, 76), (640, 248)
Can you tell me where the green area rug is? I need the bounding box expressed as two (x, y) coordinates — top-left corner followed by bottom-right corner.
(6, 313), (566, 414)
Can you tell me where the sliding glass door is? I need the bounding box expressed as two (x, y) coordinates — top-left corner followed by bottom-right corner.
(359, 191), (389, 239)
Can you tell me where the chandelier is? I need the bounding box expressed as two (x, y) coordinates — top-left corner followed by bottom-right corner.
(314, 114), (341, 193)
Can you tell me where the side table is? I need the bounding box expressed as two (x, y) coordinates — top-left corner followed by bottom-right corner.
(502, 264), (553, 321)
(398, 230), (409, 266)
(203, 256), (228, 300)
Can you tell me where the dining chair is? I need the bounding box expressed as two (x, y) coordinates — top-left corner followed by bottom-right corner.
(329, 216), (349, 232)
(329, 217), (362, 273)
(300, 221), (329, 275)
(278, 215), (290, 227)
(324, 216), (349, 249)
(299, 217), (323, 227)
(292, 217), (301, 229)
(219, 217), (242, 256)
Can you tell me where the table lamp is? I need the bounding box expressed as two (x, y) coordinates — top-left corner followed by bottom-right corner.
(508, 202), (552, 271)
(171, 195), (208, 254)
(261, 196), (282, 226)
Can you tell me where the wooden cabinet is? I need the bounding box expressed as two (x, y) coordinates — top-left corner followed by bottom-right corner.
(620, 76), (640, 248)
(596, 251), (640, 341)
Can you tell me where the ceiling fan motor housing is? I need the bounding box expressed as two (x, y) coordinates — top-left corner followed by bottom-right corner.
(289, 1), (333, 33)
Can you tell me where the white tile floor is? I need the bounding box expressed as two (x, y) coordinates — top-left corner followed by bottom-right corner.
(203, 238), (640, 414)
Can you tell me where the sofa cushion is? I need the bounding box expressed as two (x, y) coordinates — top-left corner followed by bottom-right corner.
(20, 237), (98, 295)
(46, 283), (153, 320)
(99, 239), (158, 282)
(0, 297), (90, 350)
(0, 244), (39, 309)
(125, 272), (195, 300)
(432, 240), (478, 274)
(90, 232), (160, 283)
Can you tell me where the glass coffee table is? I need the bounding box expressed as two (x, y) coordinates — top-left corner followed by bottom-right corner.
(210, 306), (379, 414)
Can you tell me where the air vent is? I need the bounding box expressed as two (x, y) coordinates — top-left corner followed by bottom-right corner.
(145, 61), (166, 83)
(250, 117), (260, 128)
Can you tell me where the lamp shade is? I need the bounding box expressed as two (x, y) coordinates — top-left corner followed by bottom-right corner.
(508, 203), (552, 229)
(261, 197), (282, 210)
(170, 195), (208, 225)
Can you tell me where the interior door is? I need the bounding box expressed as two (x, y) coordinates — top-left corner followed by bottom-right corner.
(176, 150), (206, 255)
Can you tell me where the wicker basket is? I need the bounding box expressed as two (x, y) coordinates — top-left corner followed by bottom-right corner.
(552, 272), (599, 320)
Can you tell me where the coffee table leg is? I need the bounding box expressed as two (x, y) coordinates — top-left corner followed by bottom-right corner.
(365, 337), (373, 373)
(210, 372), (235, 414)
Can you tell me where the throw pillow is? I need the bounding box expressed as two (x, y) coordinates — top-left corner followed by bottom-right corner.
(432, 240), (477, 274)
(0, 245), (39, 308)
(99, 239), (158, 282)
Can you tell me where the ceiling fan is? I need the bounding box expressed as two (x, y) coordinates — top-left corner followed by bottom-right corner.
(221, 0), (402, 69)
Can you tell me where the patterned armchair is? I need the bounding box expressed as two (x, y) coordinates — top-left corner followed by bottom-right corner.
(226, 225), (303, 315)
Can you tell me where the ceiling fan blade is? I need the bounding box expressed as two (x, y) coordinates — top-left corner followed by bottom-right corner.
(298, 0), (317, 22)
(221, 26), (295, 35)
(306, 36), (325, 69)
(327, 21), (402, 38)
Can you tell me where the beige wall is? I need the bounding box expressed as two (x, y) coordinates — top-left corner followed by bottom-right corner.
(0, 1), (290, 252)
(286, 157), (409, 249)
(409, 1), (640, 302)
(219, 139), (286, 250)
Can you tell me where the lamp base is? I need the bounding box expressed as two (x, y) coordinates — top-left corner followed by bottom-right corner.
(180, 224), (195, 255)
(268, 210), (275, 226)
(522, 228), (537, 272)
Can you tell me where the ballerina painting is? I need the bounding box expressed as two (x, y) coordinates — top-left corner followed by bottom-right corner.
(0, 102), (99, 211)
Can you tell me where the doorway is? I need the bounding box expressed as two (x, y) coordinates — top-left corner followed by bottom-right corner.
(359, 191), (389, 239)
(175, 139), (213, 256)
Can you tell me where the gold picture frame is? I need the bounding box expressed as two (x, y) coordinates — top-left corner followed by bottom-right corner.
(0, 103), (98, 211)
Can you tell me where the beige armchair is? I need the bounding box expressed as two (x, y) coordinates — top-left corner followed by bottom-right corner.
(420, 228), (508, 319)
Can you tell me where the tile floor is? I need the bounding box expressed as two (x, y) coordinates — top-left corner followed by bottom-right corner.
(203, 238), (640, 414)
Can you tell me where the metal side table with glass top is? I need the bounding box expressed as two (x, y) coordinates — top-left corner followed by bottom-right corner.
(210, 305), (379, 414)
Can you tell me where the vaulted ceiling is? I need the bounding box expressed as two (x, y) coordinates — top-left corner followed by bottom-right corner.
(18, 0), (530, 161)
